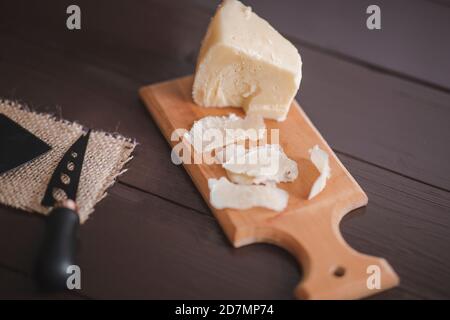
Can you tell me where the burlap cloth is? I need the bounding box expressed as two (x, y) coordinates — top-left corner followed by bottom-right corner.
(0, 100), (137, 223)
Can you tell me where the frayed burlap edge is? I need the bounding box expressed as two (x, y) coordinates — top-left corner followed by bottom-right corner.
(0, 99), (137, 223)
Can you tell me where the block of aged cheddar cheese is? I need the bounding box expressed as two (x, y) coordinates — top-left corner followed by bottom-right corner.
(192, 0), (302, 121)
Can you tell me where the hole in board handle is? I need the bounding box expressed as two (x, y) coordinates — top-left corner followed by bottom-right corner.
(332, 266), (346, 278)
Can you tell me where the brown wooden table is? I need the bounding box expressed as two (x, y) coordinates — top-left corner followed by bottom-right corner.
(0, 0), (449, 300)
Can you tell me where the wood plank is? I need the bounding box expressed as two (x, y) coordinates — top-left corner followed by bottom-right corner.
(140, 76), (398, 299)
(0, 33), (208, 212)
(0, 1), (448, 299)
(0, 267), (85, 299)
(0, 0), (209, 63)
(0, 184), (300, 299)
(338, 155), (450, 299)
(0, 151), (448, 299)
(0, 33), (449, 298)
(297, 44), (450, 191)
(193, 0), (450, 91)
(1, 1), (449, 191)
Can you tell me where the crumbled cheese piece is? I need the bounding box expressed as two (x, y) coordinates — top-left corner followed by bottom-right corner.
(222, 144), (298, 184)
(208, 177), (288, 212)
(214, 143), (247, 164)
(308, 145), (331, 199)
(186, 113), (265, 153)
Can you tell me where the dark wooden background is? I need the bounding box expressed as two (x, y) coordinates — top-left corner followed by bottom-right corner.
(0, 0), (449, 299)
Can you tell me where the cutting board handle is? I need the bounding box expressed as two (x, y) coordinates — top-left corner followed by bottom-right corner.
(234, 204), (399, 300)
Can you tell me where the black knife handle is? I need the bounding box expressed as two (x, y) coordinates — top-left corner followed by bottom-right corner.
(35, 206), (79, 291)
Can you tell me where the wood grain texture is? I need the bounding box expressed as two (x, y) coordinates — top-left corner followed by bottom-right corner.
(298, 45), (450, 192)
(0, 267), (84, 299)
(0, 0), (448, 299)
(0, 184), (300, 299)
(1, 156), (448, 299)
(140, 76), (399, 299)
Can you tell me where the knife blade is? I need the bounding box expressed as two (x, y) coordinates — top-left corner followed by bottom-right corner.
(35, 129), (91, 291)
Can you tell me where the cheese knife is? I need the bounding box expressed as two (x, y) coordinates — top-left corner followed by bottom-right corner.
(35, 130), (91, 291)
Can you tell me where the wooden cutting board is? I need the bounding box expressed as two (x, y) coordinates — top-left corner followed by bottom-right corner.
(139, 75), (399, 299)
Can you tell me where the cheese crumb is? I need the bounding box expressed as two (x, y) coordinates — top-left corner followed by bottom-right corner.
(208, 177), (288, 212)
(186, 113), (265, 153)
(222, 144), (298, 184)
(215, 143), (247, 164)
(308, 145), (331, 200)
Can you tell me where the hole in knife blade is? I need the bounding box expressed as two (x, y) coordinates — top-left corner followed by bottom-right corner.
(67, 161), (75, 171)
(71, 152), (78, 158)
(60, 173), (70, 185)
(52, 188), (68, 202)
